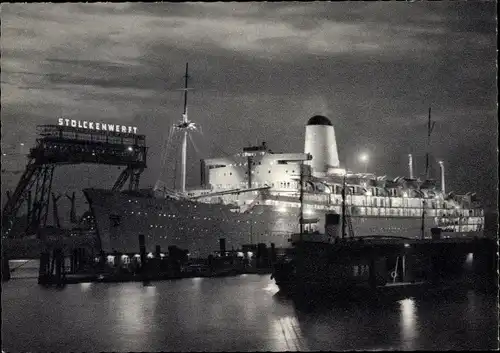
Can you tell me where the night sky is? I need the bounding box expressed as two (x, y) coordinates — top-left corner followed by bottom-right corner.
(1, 3), (497, 218)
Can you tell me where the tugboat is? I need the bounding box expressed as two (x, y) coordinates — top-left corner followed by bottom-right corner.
(271, 165), (436, 302)
(271, 163), (371, 298)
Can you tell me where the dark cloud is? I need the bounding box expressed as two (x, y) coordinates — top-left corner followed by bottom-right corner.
(448, 1), (497, 34)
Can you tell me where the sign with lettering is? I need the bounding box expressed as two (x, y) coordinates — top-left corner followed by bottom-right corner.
(58, 118), (138, 134)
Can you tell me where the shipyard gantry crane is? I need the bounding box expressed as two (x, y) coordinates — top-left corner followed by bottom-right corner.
(1, 124), (148, 239)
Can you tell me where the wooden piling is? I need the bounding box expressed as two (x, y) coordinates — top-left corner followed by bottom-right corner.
(155, 245), (161, 259)
(50, 249), (57, 277)
(139, 234), (146, 270)
(2, 253), (11, 282)
(54, 248), (63, 285)
(70, 249), (77, 274)
(270, 243), (276, 268)
(38, 252), (50, 284)
(153, 245), (161, 274)
(369, 257), (377, 289)
(80, 247), (89, 271)
(138, 234), (150, 285)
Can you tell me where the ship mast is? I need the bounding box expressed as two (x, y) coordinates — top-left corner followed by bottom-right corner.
(341, 172), (347, 239)
(180, 63), (189, 194)
(299, 162), (304, 240)
(422, 106), (435, 239)
(425, 107), (435, 180)
(174, 63), (194, 194)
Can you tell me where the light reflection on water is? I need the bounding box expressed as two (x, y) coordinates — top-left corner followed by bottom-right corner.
(262, 283), (280, 295)
(269, 315), (307, 351)
(2, 275), (497, 352)
(80, 282), (92, 292)
(398, 298), (417, 349)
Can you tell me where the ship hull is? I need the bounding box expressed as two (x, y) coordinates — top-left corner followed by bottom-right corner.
(84, 189), (482, 257)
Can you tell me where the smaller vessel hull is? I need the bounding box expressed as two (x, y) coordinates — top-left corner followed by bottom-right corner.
(271, 237), (484, 301)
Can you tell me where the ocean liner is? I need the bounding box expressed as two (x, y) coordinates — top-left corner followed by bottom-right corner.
(83, 66), (485, 257)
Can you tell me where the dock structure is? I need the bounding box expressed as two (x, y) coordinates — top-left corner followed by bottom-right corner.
(2, 123), (150, 284)
(38, 248), (66, 286)
(274, 235), (496, 297)
(30, 235), (283, 285)
(2, 123), (147, 243)
(2, 250), (11, 282)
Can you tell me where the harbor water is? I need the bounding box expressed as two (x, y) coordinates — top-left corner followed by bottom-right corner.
(2, 272), (497, 352)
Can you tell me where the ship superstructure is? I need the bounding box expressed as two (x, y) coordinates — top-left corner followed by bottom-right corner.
(186, 115), (483, 235)
(83, 66), (484, 257)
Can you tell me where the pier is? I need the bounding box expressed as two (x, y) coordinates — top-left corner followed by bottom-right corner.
(1, 123), (147, 245)
(12, 235), (278, 286)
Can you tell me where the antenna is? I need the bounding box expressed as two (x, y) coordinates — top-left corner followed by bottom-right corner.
(299, 162), (304, 240)
(422, 106), (435, 239)
(173, 63), (196, 194)
(341, 172), (346, 239)
(180, 63), (189, 194)
(421, 197), (426, 240)
(425, 106), (436, 180)
(183, 63), (189, 117)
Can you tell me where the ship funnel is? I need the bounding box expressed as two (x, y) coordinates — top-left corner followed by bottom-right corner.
(408, 154), (414, 179)
(438, 161), (445, 194)
(304, 115), (339, 177)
